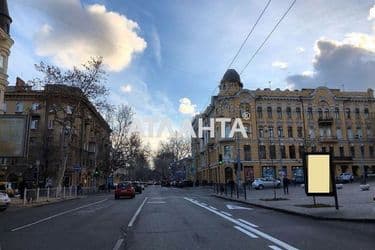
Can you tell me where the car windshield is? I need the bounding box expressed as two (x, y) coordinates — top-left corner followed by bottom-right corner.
(1, 1), (374, 249)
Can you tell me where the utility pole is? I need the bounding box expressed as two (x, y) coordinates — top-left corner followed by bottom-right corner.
(236, 108), (242, 193)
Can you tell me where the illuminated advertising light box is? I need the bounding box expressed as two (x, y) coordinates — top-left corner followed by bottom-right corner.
(304, 153), (334, 196)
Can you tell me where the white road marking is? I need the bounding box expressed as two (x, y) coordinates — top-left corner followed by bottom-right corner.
(200, 202), (207, 206)
(227, 204), (253, 210)
(209, 206), (218, 210)
(147, 201), (166, 204)
(11, 199), (108, 232)
(221, 211), (232, 217)
(128, 197), (148, 227)
(112, 238), (124, 250)
(184, 197), (299, 250)
(238, 218), (259, 228)
(234, 226), (258, 238)
(269, 245), (283, 250)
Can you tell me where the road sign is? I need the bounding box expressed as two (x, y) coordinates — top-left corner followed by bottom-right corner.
(226, 204), (253, 210)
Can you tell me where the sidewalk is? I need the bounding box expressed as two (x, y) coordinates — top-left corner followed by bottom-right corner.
(212, 181), (375, 221)
(9, 196), (81, 209)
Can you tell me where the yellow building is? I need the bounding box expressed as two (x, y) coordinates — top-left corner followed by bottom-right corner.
(192, 69), (375, 184)
(0, 0), (13, 114)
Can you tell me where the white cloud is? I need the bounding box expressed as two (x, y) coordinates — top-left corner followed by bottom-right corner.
(178, 98), (197, 115)
(302, 70), (314, 77)
(28, 0), (146, 71)
(368, 5), (375, 20)
(271, 61), (288, 70)
(120, 84), (132, 93)
(296, 47), (305, 53)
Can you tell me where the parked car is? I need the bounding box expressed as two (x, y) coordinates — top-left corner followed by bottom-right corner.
(337, 173), (354, 183)
(0, 182), (17, 197)
(292, 175), (305, 184)
(132, 181), (143, 194)
(115, 182), (135, 199)
(252, 177), (281, 190)
(0, 191), (11, 211)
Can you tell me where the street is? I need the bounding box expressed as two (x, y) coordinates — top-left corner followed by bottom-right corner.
(0, 186), (374, 250)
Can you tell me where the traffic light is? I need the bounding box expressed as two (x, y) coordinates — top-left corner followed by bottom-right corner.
(94, 168), (99, 177)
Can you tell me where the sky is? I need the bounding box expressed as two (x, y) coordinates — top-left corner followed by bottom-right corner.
(7, 0), (375, 151)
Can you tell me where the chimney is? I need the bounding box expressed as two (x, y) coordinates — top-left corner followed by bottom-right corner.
(15, 77), (26, 91)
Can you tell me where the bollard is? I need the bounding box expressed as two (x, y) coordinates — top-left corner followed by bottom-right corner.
(236, 184), (239, 199)
(225, 184), (227, 196)
(23, 188), (27, 206)
(69, 186), (72, 197)
(63, 186), (66, 199)
(47, 187), (50, 201)
(231, 185), (233, 198)
(36, 188), (40, 202)
(243, 183), (247, 200)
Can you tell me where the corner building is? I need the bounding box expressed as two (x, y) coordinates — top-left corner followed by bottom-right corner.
(192, 69), (375, 184)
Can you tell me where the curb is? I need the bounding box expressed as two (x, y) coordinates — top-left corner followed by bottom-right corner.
(212, 194), (375, 223)
(9, 196), (83, 210)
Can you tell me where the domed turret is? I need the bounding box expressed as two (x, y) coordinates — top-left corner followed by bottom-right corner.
(0, 0), (11, 34)
(219, 69), (243, 96)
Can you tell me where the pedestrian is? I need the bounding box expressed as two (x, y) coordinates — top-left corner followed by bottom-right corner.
(283, 175), (289, 195)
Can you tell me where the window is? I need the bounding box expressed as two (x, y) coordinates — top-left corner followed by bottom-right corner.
(225, 123), (231, 138)
(297, 127), (303, 138)
(309, 127), (315, 138)
(257, 107), (263, 119)
(30, 118), (39, 130)
(240, 103), (250, 117)
(347, 128), (353, 139)
(340, 146), (344, 157)
(268, 126), (274, 138)
(280, 145), (286, 159)
(312, 145), (317, 152)
(267, 107), (272, 119)
(345, 108), (351, 119)
(324, 109), (330, 119)
(370, 146), (374, 158)
(318, 108), (323, 119)
(360, 145), (365, 156)
(295, 107), (301, 119)
(66, 105), (73, 115)
(350, 146), (355, 157)
(287, 126), (293, 138)
(307, 107), (313, 119)
(259, 145), (266, 159)
(289, 145), (296, 159)
(336, 128), (342, 139)
(299, 145), (305, 158)
(355, 108), (360, 119)
(329, 146), (334, 155)
(320, 126), (331, 137)
(357, 127), (362, 138)
(31, 103), (40, 111)
(244, 145), (251, 161)
(364, 108), (369, 119)
(223, 145), (232, 161)
(259, 127), (264, 138)
(270, 145), (276, 159)
(286, 107), (292, 119)
(367, 126), (372, 138)
(321, 147), (326, 153)
(15, 102), (24, 113)
(277, 107), (282, 119)
(277, 126), (283, 138)
(335, 108), (340, 119)
(244, 124), (251, 138)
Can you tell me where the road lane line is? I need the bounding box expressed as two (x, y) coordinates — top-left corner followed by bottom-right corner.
(11, 199), (108, 232)
(209, 206), (218, 210)
(112, 238), (124, 250)
(234, 226), (258, 238)
(238, 218), (259, 228)
(147, 201), (166, 204)
(269, 245), (283, 250)
(221, 211), (232, 217)
(200, 202), (207, 206)
(184, 197), (299, 250)
(128, 197), (148, 227)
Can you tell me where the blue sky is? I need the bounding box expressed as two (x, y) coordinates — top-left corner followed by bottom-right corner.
(7, 0), (375, 150)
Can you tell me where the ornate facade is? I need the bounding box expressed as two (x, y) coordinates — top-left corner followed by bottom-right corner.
(192, 69), (375, 184)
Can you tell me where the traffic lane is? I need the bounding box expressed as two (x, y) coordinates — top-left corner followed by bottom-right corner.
(127, 188), (277, 250)
(0, 189), (150, 250)
(191, 194), (375, 250)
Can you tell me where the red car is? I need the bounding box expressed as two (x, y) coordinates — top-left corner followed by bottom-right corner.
(115, 182), (135, 199)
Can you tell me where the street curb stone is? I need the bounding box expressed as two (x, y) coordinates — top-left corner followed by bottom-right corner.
(212, 194), (375, 223)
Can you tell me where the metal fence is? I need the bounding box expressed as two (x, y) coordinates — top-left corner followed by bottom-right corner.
(21, 186), (101, 206)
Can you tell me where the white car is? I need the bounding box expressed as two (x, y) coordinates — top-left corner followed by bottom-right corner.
(252, 177), (281, 190)
(0, 191), (11, 211)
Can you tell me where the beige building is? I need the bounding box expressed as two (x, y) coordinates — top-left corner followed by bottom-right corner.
(0, 0), (13, 114)
(192, 69), (375, 184)
(1, 78), (111, 187)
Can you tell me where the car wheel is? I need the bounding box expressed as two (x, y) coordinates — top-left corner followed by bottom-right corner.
(258, 185), (264, 190)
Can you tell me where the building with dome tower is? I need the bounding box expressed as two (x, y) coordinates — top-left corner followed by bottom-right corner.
(191, 69), (375, 185)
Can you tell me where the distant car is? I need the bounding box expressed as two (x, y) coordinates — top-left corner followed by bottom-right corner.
(132, 181), (143, 193)
(337, 173), (354, 183)
(115, 182), (135, 199)
(183, 180), (194, 187)
(0, 191), (11, 211)
(292, 175), (305, 184)
(252, 177), (281, 190)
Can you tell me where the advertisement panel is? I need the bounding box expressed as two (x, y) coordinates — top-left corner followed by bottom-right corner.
(304, 153), (334, 196)
(0, 115), (28, 157)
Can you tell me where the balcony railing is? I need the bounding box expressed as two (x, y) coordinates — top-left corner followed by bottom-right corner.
(318, 117), (333, 125)
(319, 136), (338, 142)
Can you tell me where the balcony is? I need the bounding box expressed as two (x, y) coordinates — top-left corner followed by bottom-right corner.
(319, 136), (338, 143)
(333, 156), (353, 163)
(318, 117), (333, 125)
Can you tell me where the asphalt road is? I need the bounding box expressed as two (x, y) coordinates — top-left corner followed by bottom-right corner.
(0, 186), (374, 250)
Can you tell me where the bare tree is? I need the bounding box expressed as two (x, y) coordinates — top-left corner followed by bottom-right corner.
(31, 58), (110, 189)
